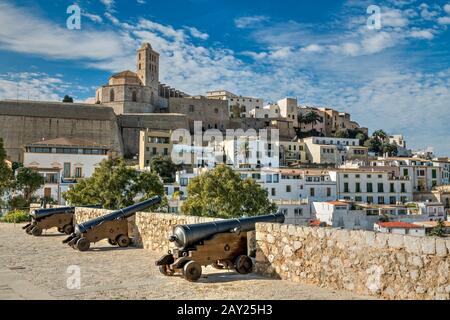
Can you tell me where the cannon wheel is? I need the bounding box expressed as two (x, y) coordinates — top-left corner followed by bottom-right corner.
(76, 238), (90, 252)
(234, 255), (253, 275)
(116, 235), (131, 248)
(31, 226), (43, 237)
(63, 224), (74, 235)
(58, 227), (64, 233)
(183, 261), (202, 282)
(25, 225), (34, 235)
(159, 265), (175, 276)
(108, 239), (117, 246)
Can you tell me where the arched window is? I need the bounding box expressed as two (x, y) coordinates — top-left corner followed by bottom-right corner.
(110, 89), (115, 102)
(132, 91), (137, 102)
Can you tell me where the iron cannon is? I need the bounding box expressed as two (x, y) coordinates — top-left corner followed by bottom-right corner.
(63, 196), (162, 251)
(23, 205), (102, 236)
(156, 212), (285, 282)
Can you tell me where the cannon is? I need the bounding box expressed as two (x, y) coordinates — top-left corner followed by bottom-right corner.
(63, 196), (162, 251)
(156, 212), (285, 282)
(23, 205), (102, 236)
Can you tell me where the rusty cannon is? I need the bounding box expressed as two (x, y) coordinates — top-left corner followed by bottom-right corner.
(23, 205), (102, 237)
(63, 196), (162, 251)
(156, 212), (285, 282)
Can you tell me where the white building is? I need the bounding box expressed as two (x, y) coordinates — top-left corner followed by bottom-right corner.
(222, 136), (279, 169)
(371, 158), (441, 192)
(432, 157), (450, 185)
(272, 200), (312, 226)
(249, 103), (280, 119)
(329, 168), (413, 205)
(206, 90), (263, 118)
(303, 137), (368, 165)
(373, 222), (426, 237)
(23, 138), (110, 204)
(417, 202), (446, 220)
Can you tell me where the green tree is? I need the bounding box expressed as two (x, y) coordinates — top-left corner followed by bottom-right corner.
(372, 129), (388, 142)
(63, 158), (164, 209)
(382, 142), (398, 157)
(305, 111), (321, 132)
(429, 220), (446, 237)
(364, 137), (382, 154)
(150, 156), (180, 183)
(0, 137), (13, 195)
(62, 95), (74, 103)
(335, 129), (349, 138)
(15, 167), (45, 204)
(355, 132), (367, 145)
(181, 164), (277, 218)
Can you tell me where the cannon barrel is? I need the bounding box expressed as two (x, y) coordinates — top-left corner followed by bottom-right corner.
(169, 212), (285, 250)
(74, 196), (162, 235)
(30, 205), (102, 220)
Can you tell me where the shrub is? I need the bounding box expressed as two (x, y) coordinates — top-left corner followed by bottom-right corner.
(1, 210), (30, 223)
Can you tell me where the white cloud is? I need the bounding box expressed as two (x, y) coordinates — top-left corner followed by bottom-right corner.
(437, 16), (450, 25)
(185, 27), (209, 40)
(445, 4), (450, 14)
(0, 2), (127, 62)
(137, 0), (146, 4)
(100, 0), (115, 10)
(419, 3), (439, 20)
(409, 29), (434, 40)
(381, 7), (409, 27)
(301, 44), (325, 53)
(234, 16), (269, 28)
(83, 12), (103, 23)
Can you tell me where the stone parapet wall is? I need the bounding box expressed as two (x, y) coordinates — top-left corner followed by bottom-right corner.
(255, 223), (450, 300)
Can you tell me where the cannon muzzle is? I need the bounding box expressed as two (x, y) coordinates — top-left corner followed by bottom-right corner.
(30, 204), (102, 220)
(170, 212), (285, 250)
(71, 196), (162, 236)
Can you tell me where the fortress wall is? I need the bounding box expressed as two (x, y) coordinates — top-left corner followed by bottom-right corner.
(255, 223), (450, 300)
(0, 101), (123, 162)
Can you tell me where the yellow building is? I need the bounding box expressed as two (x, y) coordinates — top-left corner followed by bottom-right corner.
(139, 130), (174, 169)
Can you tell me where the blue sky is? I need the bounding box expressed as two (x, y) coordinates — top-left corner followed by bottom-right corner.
(0, 0), (449, 155)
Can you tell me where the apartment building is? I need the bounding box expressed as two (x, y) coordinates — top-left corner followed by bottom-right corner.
(371, 158), (441, 192)
(206, 90), (263, 118)
(249, 103), (280, 119)
(139, 129), (175, 169)
(329, 168), (413, 204)
(432, 157), (450, 185)
(23, 138), (110, 204)
(303, 137), (368, 165)
(279, 139), (308, 166)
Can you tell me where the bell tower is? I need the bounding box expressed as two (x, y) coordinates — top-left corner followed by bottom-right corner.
(136, 43), (159, 92)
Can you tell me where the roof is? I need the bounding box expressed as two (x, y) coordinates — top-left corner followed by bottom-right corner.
(326, 201), (350, 206)
(110, 70), (139, 79)
(377, 222), (423, 229)
(309, 220), (323, 227)
(27, 137), (108, 148)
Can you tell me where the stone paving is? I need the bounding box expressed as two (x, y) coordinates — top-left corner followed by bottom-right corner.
(0, 223), (374, 300)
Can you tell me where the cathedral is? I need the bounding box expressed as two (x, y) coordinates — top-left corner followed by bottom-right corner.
(95, 43), (188, 115)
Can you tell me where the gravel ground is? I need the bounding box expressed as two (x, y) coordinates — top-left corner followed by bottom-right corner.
(0, 223), (374, 300)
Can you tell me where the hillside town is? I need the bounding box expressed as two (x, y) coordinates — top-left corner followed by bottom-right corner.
(1, 42), (449, 238)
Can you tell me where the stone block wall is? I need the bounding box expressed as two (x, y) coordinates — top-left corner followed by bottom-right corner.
(255, 223), (450, 300)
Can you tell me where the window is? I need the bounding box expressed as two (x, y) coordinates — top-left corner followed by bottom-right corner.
(327, 188), (331, 197)
(367, 196), (374, 204)
(189, 105), (195, 112)
(344, 183), (349, 193)
(266, 175), (273, 183)
(286, 185), (291, 193)
(310, 188), (315, 197)
(110, 89), (115, 102)
(378, 183), (384, 193)
(355, 182), (361, 193)
(390, 196), (396, 204)
(367, 174), (372, 178)
(378, 197), (385, 204)
(164, 148), (168, 156)
(344, 174), (349, 178)
(180, 178), (189, 187)
(152, 147), (157, 155)
(432, 169), (437, 179)
(355, 196), (362, 202)
(401, 183), (406, 193)
(132, 91), (137, 102)
(355, 174), (360, 178)
(75, 167), (82, 178)
(403, 168), (408, 176)
(390, 183), (395, 193)
(378, 174), (382, 179)
(367, 183), (373, 193)
(63, 163), (71, 178)
(271, 188), (276, 196)
(294, 208), (303, 216)
(273, 174), (279, 183)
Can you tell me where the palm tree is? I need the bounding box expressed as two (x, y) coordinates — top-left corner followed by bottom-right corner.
(372, 129), (388, 143)
(305, 111), (321, 132)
